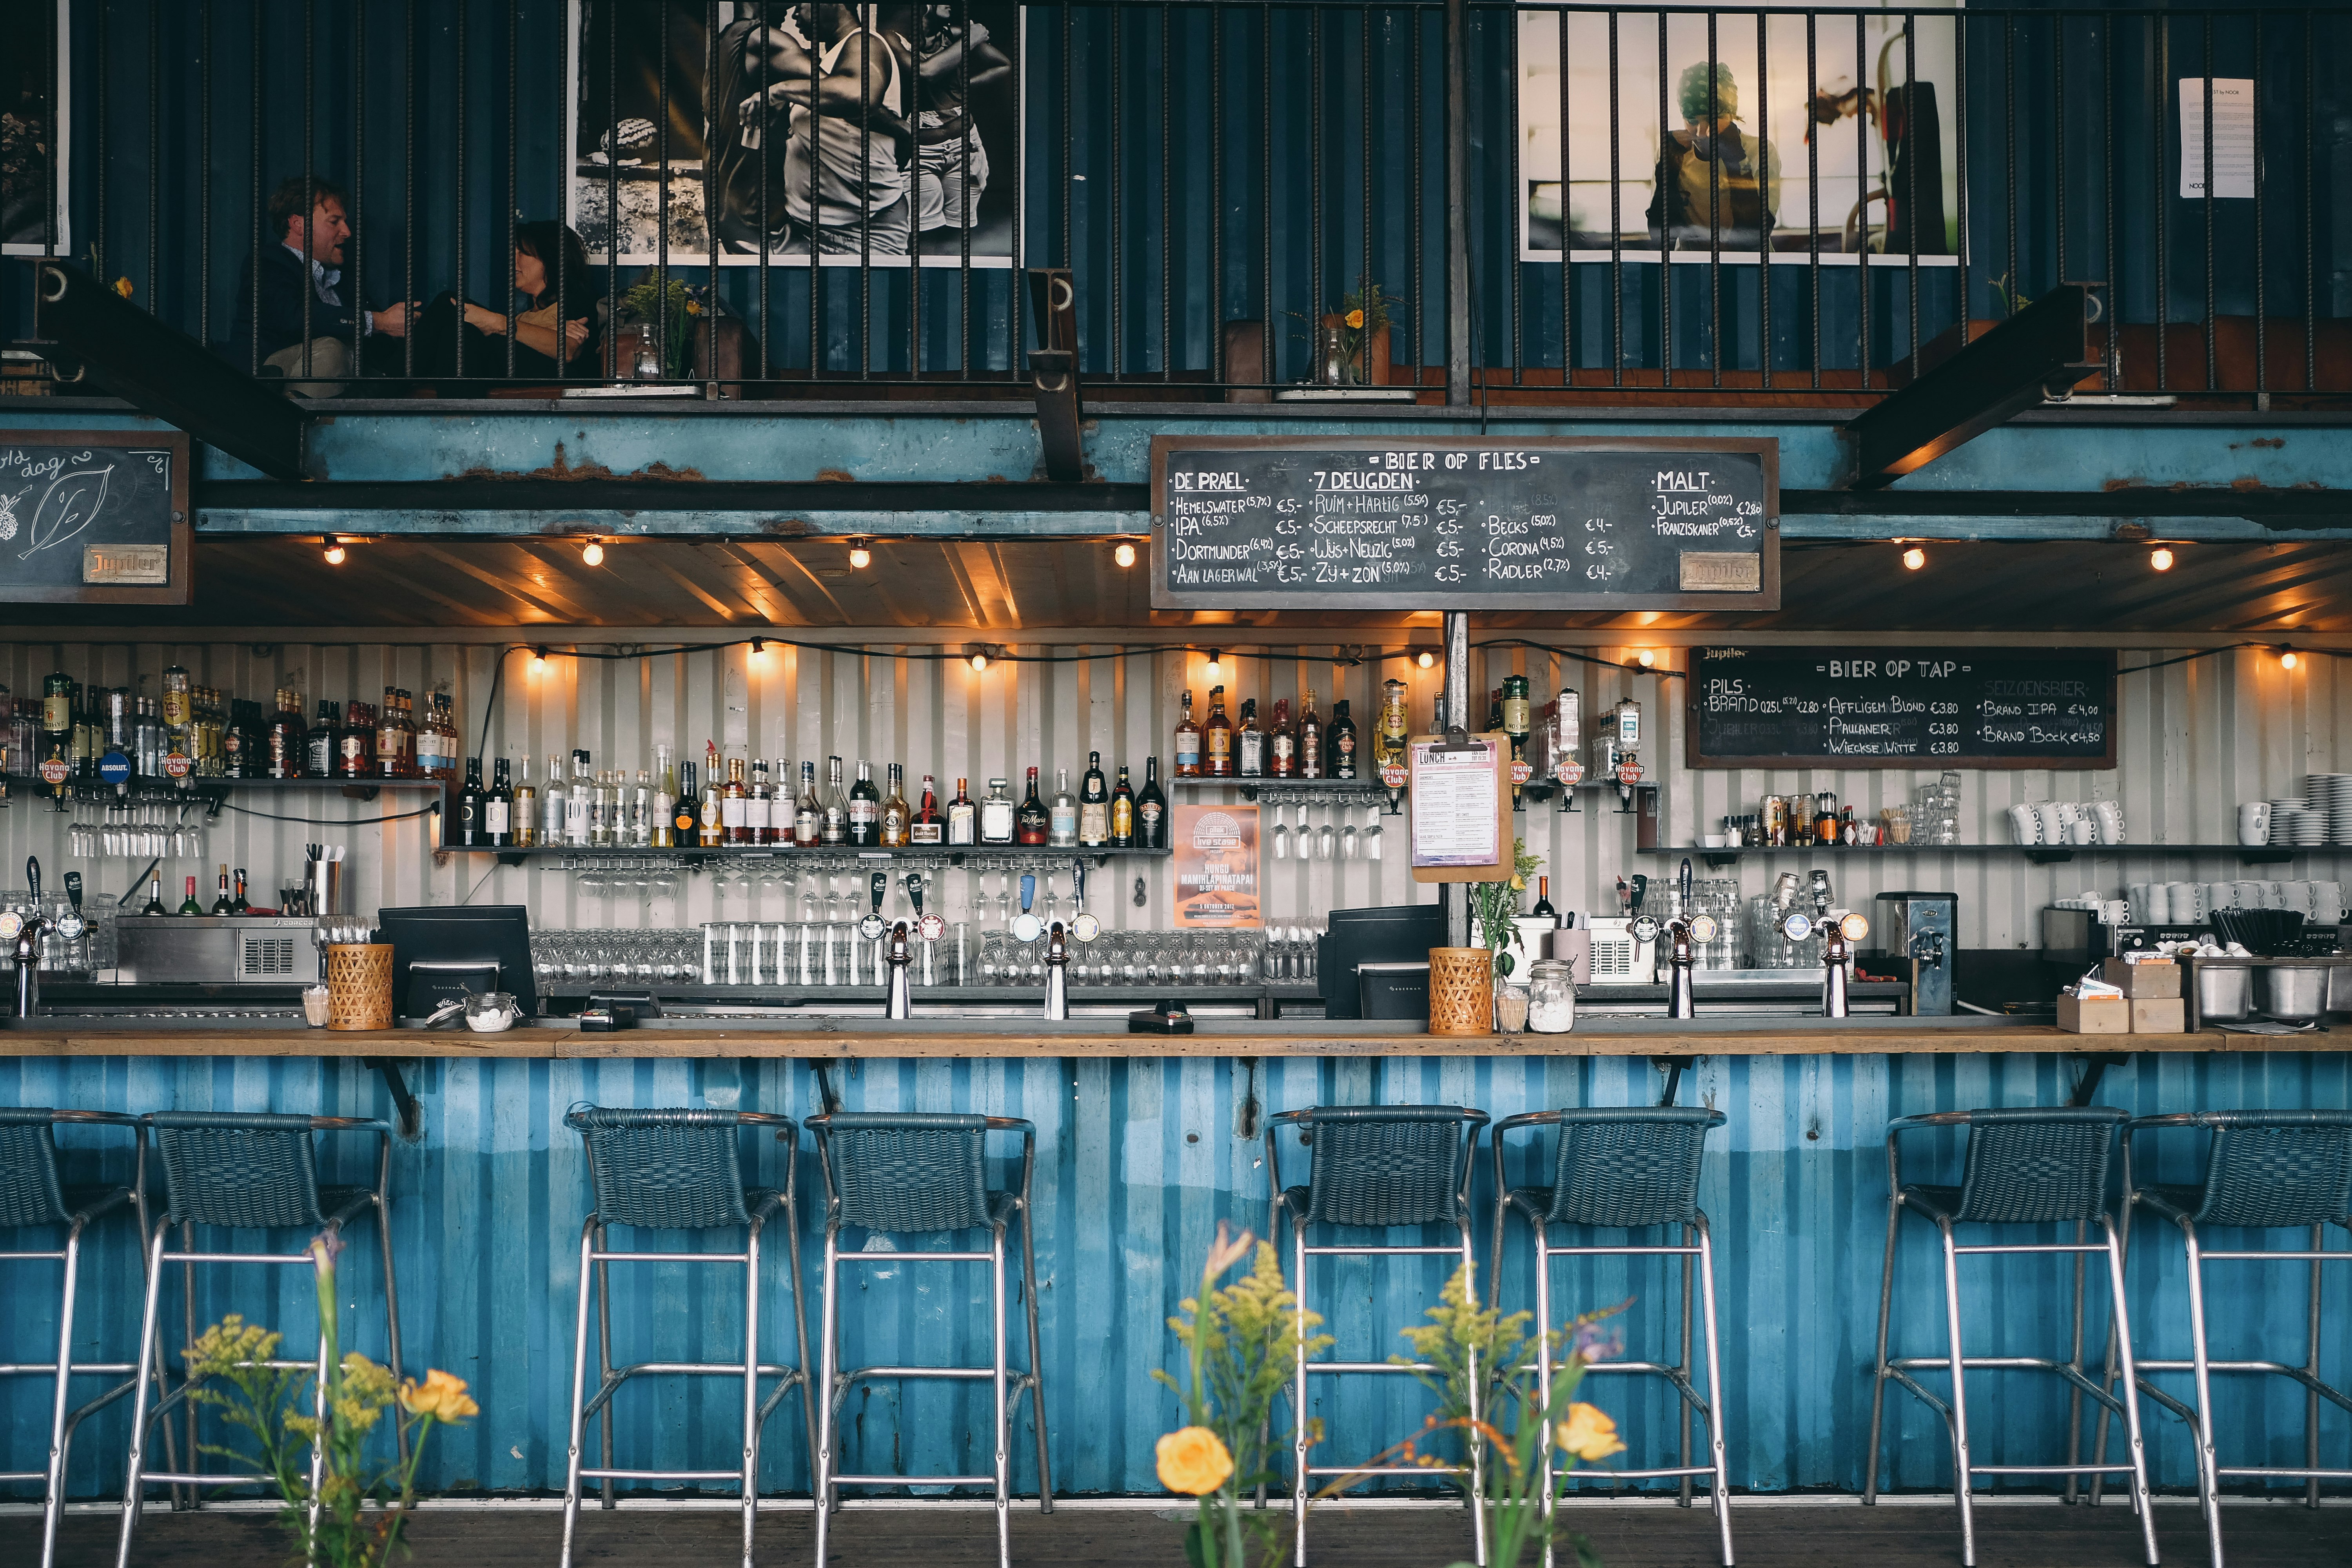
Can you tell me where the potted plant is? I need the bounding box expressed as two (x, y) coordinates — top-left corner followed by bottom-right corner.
(1339, 279), (1404, 386)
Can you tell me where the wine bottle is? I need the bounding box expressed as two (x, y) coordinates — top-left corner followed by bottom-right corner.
(210, 863), (233, 915)
(848, 759), (881, 846)
(177, 875), (204, 916)
(141, 875), (167, 916)
(486, 758), (513, 847)
(230, 868), (251, 916)
(1137, 756), (1169, 849)
(514, 755), (538, 848)
(458, 758), (486, 847)
(1531, 875), (1557, 921)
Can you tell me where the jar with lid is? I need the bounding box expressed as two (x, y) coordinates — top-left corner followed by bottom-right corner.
(1526, 959), (1577, 1033)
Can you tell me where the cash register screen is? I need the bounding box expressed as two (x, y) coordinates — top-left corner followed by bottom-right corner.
(377, 905), (537, 1024)
(1319, 904), (1448, 1019)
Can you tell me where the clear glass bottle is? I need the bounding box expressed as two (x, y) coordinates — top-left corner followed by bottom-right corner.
(795, 760), (822, 846)
(1173, 688), (1202, 778)
(513, 755), (537, 847)
(632, 770), (654, 847)
(978, 777), (1014, 845)
(567, 750), (593, 847)
(1049, 767), (1079, 847)
(948, 776), (978, 845)
(699, 779), (725, 848)
(652, 744), (676, 848)
(880, 763), (911, 846)
(820, 757), (849, 845)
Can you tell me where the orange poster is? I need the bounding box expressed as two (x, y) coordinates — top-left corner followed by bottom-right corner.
(1173, 803), (1261, 928)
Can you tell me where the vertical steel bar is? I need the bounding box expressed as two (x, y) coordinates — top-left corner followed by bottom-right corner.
(508, 0), (520, 380)
(1263, 3), (1273, 385)
(1062, 0), (1073, 272)
(2303, 12), (2314, 392)
(604, 0), (617, 376)
(42, 0), (57, 258)
(354, 0), (367, 371)
(2051, 13), (2065, 293)
(1004, 4), (1020, 383)
(2153, 13), (2168, 391)
(2100, 4), (2120, 390)
(1610, 9), (1621, 385)
(910, 3), (924, 383)
(146, 0), (158, 314)
(755, 0), (769, 387)
(303, 1), (316, 379)
(706, 0), (720, 388)
(1444, 0), (1469, 403)
(1952, 7), (1966, 375)
(1658, 11), (1670, 388)
(958, 0), (973, 381)
(2200, 16), (2215, 395)
(457, 0), (470, 379)
(1559, 9), (1572, 390)
(1805, 12), (1818, 389)
(808, 0), (824, 378)
(2003, 12), (2016, 316)
(1705, 10), (1719, 388)
(410, 0), (420, 377)
(1854, 15), (1867, 389)
(1361, 3), (1371, 389)
(95, 2), (107, 292)
(1507, 4), (1521, 384)
(1903, 12), (1916, 367)
(555, 0), (567, 385)
(1411, 3), (1423, 381)
(2252, 12), (2265, 397)
(1165, 4), (1174, 381)
(1310, 6), (1323, 353)
(1212, 2), (1225, 384)
(856, 0), (871, 380)
(1113, 3), (1125, 380)
(200, 0), (212, 345)
(1756, 8), (1769, 388)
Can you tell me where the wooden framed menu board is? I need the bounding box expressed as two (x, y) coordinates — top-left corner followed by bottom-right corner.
(0, 430), (192, 604)
(1149, 436), (1778, 612)
(1686, 646), (2118, 769)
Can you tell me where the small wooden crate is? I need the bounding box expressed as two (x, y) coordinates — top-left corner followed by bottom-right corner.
(326, 943), (395, 1031)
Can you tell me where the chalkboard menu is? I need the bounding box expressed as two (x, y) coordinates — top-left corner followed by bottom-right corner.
(0, 430), (191, 604)
(1686, 646), (2118, 769)
(1149, 436), (1778, 611)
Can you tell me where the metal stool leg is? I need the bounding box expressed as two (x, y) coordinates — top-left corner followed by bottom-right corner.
(1679, 1221), (1695, 1508)
(37, 1216), (89, 1568)
(1462, 1221), (1486, 1568)
(740, 1214), (765, 1568)
(1694, 1213), (1735, 1566)
(780, 1191), (817, 1508)
(1862, 1192), (1900, 1504)
(114, 1218), (170, 1568)
(813, 1225), (840, 1568)
(2099, 1215), (2161, 1567)
(595, 1222), (615, 1509)
(1933, 1216), (1978, 1567)
(1533, 1215), (1555, 1568)
(2180, 1216), (2225, 1568)
(372, 1188), (408, 1470)
(2064, 1220), (2086, 1504)
(2305, 1222), (2325, 1511)
(992, 1219), (1012, 1568)
(558, 1216), (596, 1568)
(1290, 1211), (1309, 1568)
(1018, 1198), (1053, 1510)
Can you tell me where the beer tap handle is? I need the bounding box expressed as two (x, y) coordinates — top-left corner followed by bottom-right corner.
(25, 855), (41, 906)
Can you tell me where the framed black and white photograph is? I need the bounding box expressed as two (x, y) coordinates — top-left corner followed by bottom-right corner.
(568, 0), (1021, 268)
(2, 1), (71, 258)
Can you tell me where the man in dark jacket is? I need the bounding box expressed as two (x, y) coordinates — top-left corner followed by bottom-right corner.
(228, 176), (409, 394)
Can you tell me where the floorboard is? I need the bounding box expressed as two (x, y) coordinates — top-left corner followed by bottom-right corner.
(13, 1499), (2348, 1566)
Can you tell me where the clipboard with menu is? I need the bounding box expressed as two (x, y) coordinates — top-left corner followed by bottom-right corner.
(1408, 731), (1511, 884)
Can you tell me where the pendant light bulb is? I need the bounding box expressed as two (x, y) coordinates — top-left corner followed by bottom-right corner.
(849, 539), (873, 570)
(581, 539), (605, 567)
(1636, 650), (1656, 668)
(969, 646), (991, 673)
(1113, 540), (1137, 568)
(530, 646), (548, 673)
(1902, 546), (1927, 571)
(322, 537), (346, 566)
(1205, 648), (1223, 676)
(2149, 546), (2175, 572)
(2281, 648), (2300, 671)
(1416, 649), (1436, 670)
(751, 637), (767, 661)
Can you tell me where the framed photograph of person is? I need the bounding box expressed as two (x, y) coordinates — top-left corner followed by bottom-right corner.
(1517, 1), (1960, 268)
(2, 1), (71, 258)
(568, 0), (1022, 268)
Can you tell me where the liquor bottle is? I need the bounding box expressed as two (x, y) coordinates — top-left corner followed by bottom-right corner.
(1110, 765), (1137, 848)
(225, 698), (265, 778)
(1203, 686), (1234, 777)
(699, 779), (725, 848)
(820, 757), (849, 845)
(880, 763), (911, 847)
(848, 759), (880, 846)
(134, 696), (163, 779)
(211, 864), (234, 915)
(231, 867), (252, 916)
(177, 875), (203, 916)
(267, 688), (304, 777)
(339, 701), (376, 779)
(673, 760), (702, 844)
(794, 760), (822, 846)
(747, 758), (775, 846)
(632, 770), (654, 847)
(652, 744), (677, 849)
(566, 750), (593, 847)
(1330, 699), (1358, 779)
(1377, 680), (1411, 772)
(1173, 689), (1202, 778)
(376, 688), (413, 778)
(141, 875), (167, 915)
(161, 664), (191, 735)
(1531, 875), (1557, 921)
(1298, 689), (1324, 779)
(1049, 767), (1078, 847)
(1235, 698), (1264, 778)
(910, 774), (944, 844)
(1137, 757), (1169, 849)
(1501, 673), (1531, 809)
(764, 759), (790, 845)
(978, 777), (1015, 845)
(724, 757), (751, 846)
(1015, 766), (1049, 845)
(542, 755), (567, 845)
(1079, 751), (1109, 846)
(458, 758), (486, 846)
(305, 701), (341, 779)
(593, 770), (620, 848)
(948, 777), (979, 846)
(514, 755), (538, 848)
(485, 758), (513, 846)
(1268, 697), (1296, 778)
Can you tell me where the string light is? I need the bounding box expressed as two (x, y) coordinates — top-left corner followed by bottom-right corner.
(1113, 541), (1137, 568)
(1902, 546), (1927, 571)
(322, 537), (346, 566)
(849, 539), (873, 570)
(2150, 546), (2175, 571)
(750, 637), (767, 661)
(968, 644), (994, 673)
(1636, 650), (1656, 668)
(2281, 648), (2301, 670)
(581, 539), (605, 567)
(1416, 650), (1436, 669)
(1205, 649), (1223, 676)
(530, 646), (548, 673)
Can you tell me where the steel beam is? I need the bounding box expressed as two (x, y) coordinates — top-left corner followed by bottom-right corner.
(33, 261), (309, 481)
(1837, 284), (2100, 490)
(1027, 269), (1086, 482)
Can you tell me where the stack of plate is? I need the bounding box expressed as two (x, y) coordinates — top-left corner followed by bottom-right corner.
(2316, 774), (2352, 844)
(2270, 797), (2325, 846)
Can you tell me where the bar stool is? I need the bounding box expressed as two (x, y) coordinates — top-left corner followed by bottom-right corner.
(558, 1108), (813, 1568)
(1489, 1106), (1733, 1568)
(1863, 1107), (2158, 1568)
(1, 1110), (149, 1568)
(2099, 1110), (2352, 1567)
(804, 1112), (1050, 1568)
(1266, 1104), (1489, 1568)
(116, 1112), (404, 1568)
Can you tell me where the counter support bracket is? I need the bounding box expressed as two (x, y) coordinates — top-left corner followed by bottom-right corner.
(1653, 1054), (1696, 1107)
(362, 1057), (423, 1140)
(2067, 1051), (2133, 1107)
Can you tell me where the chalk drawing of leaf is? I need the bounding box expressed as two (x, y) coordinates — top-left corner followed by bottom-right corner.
(20, 465), (112, 560)
(0, 488), (22, 543)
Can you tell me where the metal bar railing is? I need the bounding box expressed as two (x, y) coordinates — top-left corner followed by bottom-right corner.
(5, 2), (2346, 408)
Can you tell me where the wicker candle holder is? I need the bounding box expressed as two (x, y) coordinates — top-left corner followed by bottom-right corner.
(326, 943), (396, 1031)
(1426, 947), (1497, 1034)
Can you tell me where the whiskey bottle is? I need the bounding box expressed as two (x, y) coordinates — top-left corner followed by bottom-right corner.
(1078, 751), (1109, 846)
(1235, 698), (1264, 778)
(745, 757), (773, 844)
(1268, 697), (1295, 778)
(1137, 757), (1169, 849)
(1109, 765), (1136, 848)
(1330, 699), (1358, 779)
(1298, 689), (1323, 779)
(1203, 686), (1234, 777)
(1173, 689), (1202, 778)
(880, 763), (911, 847)
(304, 700), (341, 779)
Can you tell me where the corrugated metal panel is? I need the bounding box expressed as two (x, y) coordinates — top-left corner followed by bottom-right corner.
(3, 1051), (2347, 1501)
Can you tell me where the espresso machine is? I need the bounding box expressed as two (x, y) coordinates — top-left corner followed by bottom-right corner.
(1875, 891), (1957, 1016)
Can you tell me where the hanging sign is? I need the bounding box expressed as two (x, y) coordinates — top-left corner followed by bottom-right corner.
(0, 431), (191, 604)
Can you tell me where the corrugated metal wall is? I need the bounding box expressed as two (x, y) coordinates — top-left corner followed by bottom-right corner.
(5, 635), (2350, 1503)
(3, 637), (2347, 947)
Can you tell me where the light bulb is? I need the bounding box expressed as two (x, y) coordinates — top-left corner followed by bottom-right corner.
(751, 637), (767, 661)
(1636, 650), (1656, 668)
(1113, 541), (1137, 568)
(2149, 546), (2175, 572)
(322, 537), (346, 566)
(1205, 649), (1223, 675)
(1902, 546), (1927, 571)
(1416, 650), (1436, 670)
(530, 647), (548, 673)
(581, 539), (605, 567)
(969, 648), (990, 673)
(849, 540), (873, 570)
(2281, 650), (2300, 671)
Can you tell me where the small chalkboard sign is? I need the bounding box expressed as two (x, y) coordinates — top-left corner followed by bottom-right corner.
(0, 430), (191, 605)
(1686, 646), (2118, 769)
(1150, 436), (1778, 611)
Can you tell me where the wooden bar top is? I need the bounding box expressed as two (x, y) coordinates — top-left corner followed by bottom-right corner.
(0, 1018), (2328, 1058)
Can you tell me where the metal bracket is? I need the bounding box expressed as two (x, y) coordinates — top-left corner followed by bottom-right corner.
(362, 1057), (424, 1139)
(1653, 1054), (1695, 1107)
(810, 1059), (843, 1117)
(1026, 269), (1084, 482)
(2068, 1051), (2133, 1107)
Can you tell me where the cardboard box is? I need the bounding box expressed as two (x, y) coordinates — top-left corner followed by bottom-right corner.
(2102, 957), (2183, 999)
(2130, 997), (2187, 1034)
(2058, 992), (2131, 1034)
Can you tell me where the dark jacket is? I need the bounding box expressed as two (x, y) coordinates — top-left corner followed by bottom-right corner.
(227, 242), (365, 364)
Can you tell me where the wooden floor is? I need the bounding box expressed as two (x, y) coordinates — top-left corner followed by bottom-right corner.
(14, 1500), (2350, 1567)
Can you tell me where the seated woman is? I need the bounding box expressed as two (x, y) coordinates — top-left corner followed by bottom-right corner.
(412, 221), (604, 381)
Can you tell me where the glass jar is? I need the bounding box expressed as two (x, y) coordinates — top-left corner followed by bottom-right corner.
(1526, 959), (1576, 1033)
(1494, 982), (1530, 1034)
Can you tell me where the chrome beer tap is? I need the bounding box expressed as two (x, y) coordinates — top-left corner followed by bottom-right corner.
(1662, 912), (1716, 1020)
(1041, 920), (1071, 1020)
(882, 919), (915, 1019)
(7, 856), (55, 1019)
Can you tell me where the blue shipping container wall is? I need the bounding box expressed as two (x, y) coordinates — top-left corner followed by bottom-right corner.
(3, 1047), (2347, 1503)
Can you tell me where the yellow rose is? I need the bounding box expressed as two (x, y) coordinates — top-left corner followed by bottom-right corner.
(1345, 308), (1365, 329)
(113, 276), (134, 299)
(1155, 1426), (1234, 1495)
(1558, 1402), (1626, 1462)
(399, 1368), (479, 1423)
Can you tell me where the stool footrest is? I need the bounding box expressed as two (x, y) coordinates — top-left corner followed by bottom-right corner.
(835, 1364), (1031, 1383)
(2216, 1465), (2352, 1480)
(1303, 1244), (1470, 1258)
(1560, 1464), (1717, 1481)
(829, 1472), (1003, 1486)
(1967, 1463), (2136, 1476)
(580, 1468), (744, 1482)
(0, 1361), (138, 1376)
(1306, 1360), (1437, 1375)
(1305, 1463), (1469, 1478)
(138, 1471), (273, 1486)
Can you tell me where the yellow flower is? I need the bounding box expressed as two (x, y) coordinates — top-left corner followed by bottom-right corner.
(1345, 308), (1364, 329)
(1156, 1426), (1234, 1495)
(113, 276), (134, 299)
(1558, 1403), (1626, 1462)
(1510, 875), (1525, 891)
(684, 299), (703, 315)
(1203, 1220), (1255, 1281)
(399, 1368), (479, 1423)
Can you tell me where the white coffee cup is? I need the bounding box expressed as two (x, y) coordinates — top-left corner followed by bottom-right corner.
(2239, 801), (2272, 846)
(2008, 804), (2041, 844)
(2069, 819), (2096, 845)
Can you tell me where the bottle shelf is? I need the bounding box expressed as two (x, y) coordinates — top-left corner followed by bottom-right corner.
(1173, 776), (1394, 802)
(1643, 842), (2336, 871)
(459, 843), (1175, 867)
